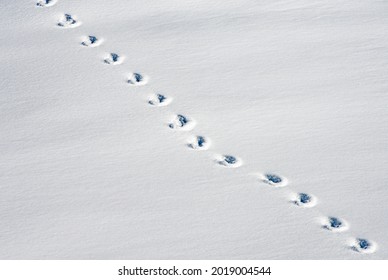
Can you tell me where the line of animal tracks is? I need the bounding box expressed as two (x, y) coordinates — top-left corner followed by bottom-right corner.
(36, 0), (377, 255)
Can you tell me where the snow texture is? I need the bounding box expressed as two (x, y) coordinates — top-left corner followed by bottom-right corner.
(0, 0), (387, 259)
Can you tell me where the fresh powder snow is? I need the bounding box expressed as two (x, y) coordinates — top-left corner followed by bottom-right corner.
(0, 0), (387, 259)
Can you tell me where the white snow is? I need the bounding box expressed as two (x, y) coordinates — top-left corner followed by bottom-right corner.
(0, 0), (387, 259)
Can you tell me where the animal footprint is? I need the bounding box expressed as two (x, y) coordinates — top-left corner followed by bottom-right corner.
(127, 73), (148, 86)
(322, 217), (349, 232)
(57, 14), (81, 28)
(104, 53), (123, 65)
(168, 114), (196, 131)
(293, 193), (317, 208)
(148, 93), (171, 106)
(260, 173), (288, 187)
(81, 36), (102, 47)
(351, 238), (377, 254)
(187, 136), (210, 150)
(36, 0), (56, 7)
(217, 155), (242, 168)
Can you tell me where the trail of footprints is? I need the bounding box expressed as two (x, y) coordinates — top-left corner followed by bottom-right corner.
(37, 2), (377, 255)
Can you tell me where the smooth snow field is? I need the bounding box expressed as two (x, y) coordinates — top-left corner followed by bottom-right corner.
(0, 0), (387, 259)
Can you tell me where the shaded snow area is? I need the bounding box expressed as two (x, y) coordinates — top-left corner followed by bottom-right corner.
(0, 0), (387, 259)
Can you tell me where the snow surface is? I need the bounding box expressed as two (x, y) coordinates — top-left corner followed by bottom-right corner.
(0, 0), (387, 259)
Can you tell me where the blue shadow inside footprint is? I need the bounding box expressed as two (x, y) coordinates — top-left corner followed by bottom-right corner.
(265, 174), (282, 184)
